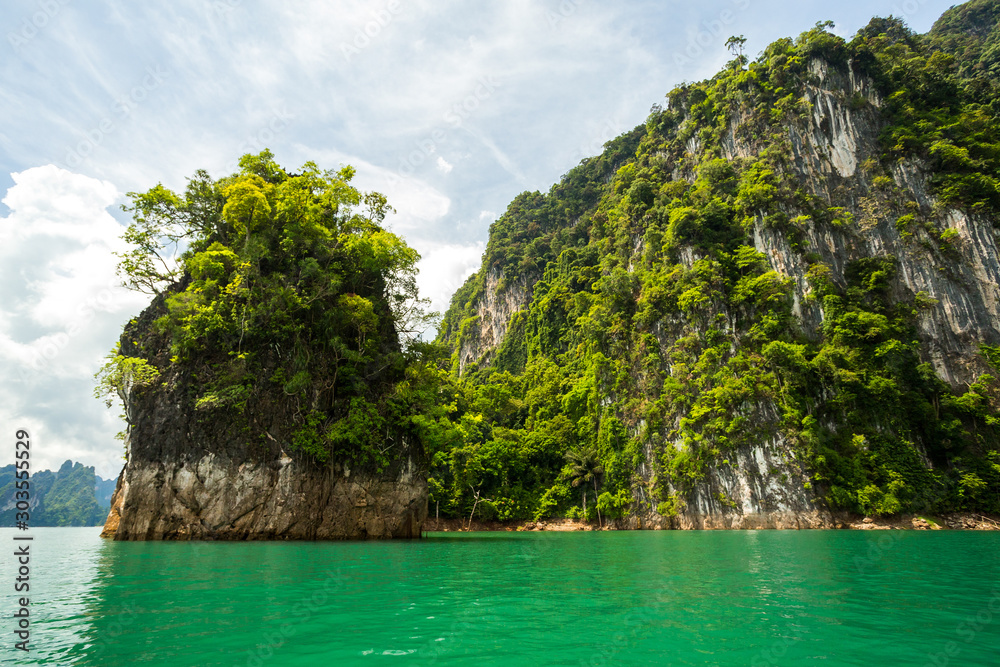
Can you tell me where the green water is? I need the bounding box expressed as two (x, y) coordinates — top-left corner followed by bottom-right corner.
(3, 528), (1000, 666)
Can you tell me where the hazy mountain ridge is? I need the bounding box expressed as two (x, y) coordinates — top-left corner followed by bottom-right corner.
(0, 460), (114, 527)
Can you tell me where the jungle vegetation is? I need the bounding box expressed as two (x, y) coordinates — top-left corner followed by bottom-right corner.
(432, 8), (1000, 523)
(100, 3), (1000, 525)
(98, 151), (445, 471)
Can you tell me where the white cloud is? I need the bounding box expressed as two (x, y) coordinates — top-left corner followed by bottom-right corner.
(436, 155), (453, 173)
(412, 240), (485, 315)
(379, 180), (451, 231)
(1, 165), (118, 242)
(0, 165), (148, 478)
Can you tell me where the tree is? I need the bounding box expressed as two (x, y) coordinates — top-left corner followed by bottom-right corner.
(726, 35), (748, 68)
(116, 169), (228, 294)
(93, 343), (161, 409)
(466, 484), (493, 530)
(565, 445), (604, 525)
(93, 343), (162, 443)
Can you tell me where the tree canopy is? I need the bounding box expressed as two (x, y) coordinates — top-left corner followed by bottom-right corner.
(102, 151), (440, 469)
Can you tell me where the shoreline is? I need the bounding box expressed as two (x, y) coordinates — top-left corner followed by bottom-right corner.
(422, 513), (1000, 533)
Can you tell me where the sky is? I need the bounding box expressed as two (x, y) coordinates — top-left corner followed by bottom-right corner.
(0, 0), (959, 479)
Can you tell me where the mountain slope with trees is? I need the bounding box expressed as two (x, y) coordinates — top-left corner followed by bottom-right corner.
(0, 460), (113, 526)
(432, 6), (1000, 527)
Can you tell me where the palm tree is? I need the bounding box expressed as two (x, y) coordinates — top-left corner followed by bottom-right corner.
(565, 446), (604, 526)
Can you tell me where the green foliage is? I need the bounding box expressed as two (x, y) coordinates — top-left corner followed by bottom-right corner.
(982, 344), (1000, 370)
(927, 0), (1000, 88)
(93, 343), (161, 408)
(656, 494), (685, 518)
(425, 9), (1000, 524)
(850, 15), (1000, 216)
(597, 489), (632, 519)
(103, 151), (441, 469)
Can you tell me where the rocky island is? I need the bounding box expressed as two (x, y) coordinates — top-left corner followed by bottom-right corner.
(99, 154), (431, 539)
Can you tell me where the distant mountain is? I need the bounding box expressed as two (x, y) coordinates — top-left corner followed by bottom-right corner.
(1, 460), (114, 527)
(96, 474), (117, 508)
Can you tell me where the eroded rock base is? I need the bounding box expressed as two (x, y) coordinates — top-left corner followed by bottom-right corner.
(102, 453), (426, 540)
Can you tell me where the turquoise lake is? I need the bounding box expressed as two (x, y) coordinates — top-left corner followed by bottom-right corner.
(2, 527), (999, 666)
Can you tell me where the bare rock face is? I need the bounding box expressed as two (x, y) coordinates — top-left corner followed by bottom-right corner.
(101, 298), (427, 541)
(99, 469), (124, 538)
(734, 59), (1000, 390)
(457, 267), (535, 374)
(102, 451), (425, 540)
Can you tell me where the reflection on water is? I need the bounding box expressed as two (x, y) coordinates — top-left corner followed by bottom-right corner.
(2, 528), (999, 666)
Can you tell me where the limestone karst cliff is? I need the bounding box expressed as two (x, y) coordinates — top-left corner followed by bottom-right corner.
(434, 9), (1000, 528)
(0, 460), (111, 527)
(100, 6), (1000, 536)
(99, 154), (430, 540)
(100, 296), (426, 540)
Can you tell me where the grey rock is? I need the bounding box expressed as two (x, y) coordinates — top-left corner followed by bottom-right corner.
(102, 295), (427, 541)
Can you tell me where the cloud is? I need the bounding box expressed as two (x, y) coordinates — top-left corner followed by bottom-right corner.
(0, 165), (148, 478)
(436, 155), (453, 173)
(412, 240), (485, 315)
